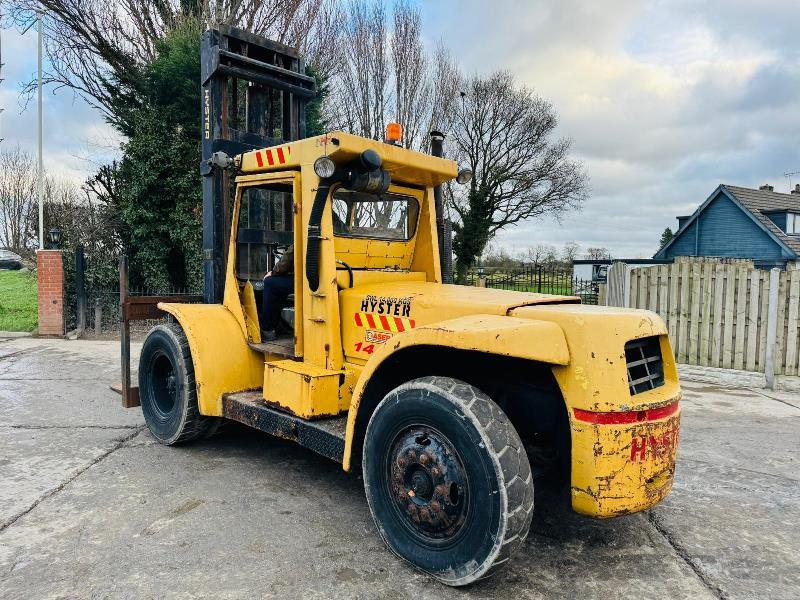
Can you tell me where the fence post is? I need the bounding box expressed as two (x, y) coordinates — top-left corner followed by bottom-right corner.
(598, 283), (607, 305)
(764, 267), (781, 390)
(606, 262), (629, 307)
(94, 298), (102, 336)
(75, 245), (86, 334)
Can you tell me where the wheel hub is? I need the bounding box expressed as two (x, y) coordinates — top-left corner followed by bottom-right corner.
(151, 353), (178, 416)
(409, 468), (433, 500)
(387, 427), (468, 540)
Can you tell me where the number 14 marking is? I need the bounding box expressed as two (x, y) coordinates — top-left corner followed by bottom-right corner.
(354, 342), (375, 355)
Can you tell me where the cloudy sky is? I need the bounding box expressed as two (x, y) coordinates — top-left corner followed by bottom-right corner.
(3, 0), (800, 258)
(0, 22), (121, 183)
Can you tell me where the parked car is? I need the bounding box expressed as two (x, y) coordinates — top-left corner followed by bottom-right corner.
(0, 249), (23, 270)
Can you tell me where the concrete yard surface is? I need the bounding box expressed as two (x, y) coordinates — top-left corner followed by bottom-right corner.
(1, 337), (798, 599)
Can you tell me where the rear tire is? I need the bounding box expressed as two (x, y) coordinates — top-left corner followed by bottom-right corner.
(362, 376), (534, 586)
(139, 323), (209, 445)
(201, 417), (228, 439)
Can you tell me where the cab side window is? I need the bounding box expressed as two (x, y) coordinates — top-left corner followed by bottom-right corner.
(236, 183), (294, 281)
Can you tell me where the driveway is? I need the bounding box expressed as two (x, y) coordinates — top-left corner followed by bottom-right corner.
(1, 336), (798, 599)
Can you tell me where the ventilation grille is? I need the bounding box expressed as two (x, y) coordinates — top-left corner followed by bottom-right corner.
(626, 337), (664, 395)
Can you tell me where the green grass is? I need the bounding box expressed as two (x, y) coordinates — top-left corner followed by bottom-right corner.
(0, 270), (38, 332)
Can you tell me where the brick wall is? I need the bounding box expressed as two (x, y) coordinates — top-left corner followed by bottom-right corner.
(37, 250), (64, 336)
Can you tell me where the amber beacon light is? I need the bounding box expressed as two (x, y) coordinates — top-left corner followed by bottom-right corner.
(385, 122), (402, 145)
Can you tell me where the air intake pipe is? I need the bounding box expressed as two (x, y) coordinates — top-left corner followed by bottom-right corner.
(305, 177), (341, 292)
(305, 149), (390, 292)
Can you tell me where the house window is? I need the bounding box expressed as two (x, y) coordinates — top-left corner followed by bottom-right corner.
(788, 213), (799, 235)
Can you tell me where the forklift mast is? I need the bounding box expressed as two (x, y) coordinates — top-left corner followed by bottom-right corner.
(200, 26), (316, 303)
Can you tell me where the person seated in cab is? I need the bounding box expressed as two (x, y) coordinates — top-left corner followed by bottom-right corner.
(261, 245), (293, 341)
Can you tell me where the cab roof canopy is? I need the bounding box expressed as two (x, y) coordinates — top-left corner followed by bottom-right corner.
(239, 131), (458, 188)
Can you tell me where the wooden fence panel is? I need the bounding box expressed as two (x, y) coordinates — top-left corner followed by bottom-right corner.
(698, 263), (711, 366)
(746, 271), (760, 372)
(658, 265), (669, 327)
(722, 265), (736, 369)
(677, 261), (691, 363)
(734, 266), (748, 371)
(709, 265), (723, 367)
(758, 271), (770, 372)
(786, 270), (800, 375)
(618, 260), (800, 377)
(668, 264), (679, 344)
(775, 273), (788, 375)
(688, 263), (702, 365)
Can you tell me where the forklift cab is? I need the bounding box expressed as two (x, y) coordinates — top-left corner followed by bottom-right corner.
(232, 171), (424, 351)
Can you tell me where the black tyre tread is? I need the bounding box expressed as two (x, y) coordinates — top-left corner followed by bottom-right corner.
(369, 376), (533, 585)
(141, 323), (208, 445)
(417, 376), (534, 581)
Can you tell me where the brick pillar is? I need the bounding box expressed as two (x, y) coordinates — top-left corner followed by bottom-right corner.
(37, 250), (64, 336)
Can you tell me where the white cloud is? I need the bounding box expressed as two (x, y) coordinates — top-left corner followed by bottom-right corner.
(4, 3), (800, 260)
(421, 0), (800, 258)
(0, 26), (121, 185)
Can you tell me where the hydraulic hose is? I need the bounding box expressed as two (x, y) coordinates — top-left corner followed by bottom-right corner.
(336, 259), (354, 289)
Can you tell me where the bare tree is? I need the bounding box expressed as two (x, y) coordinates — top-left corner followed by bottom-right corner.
(561, 242), (581, 264)
(449, 71), (588, 282)
(324, 1), (461, 151)
(522, 243), (558, 266)
(480, 243), (518, 268)
(297, 0), (347, 82)
(390, 0), (428, 149)
(584, 247), (611, 260)
(5, 0), (341, 119)
(0, 147), (37, 254)
(426, 43), (461, 145)
(325, 0), (388, 139)
(0, 146), (107, 256)
(41, 178), (122, 257)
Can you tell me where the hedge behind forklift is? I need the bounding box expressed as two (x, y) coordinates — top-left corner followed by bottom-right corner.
(129, 128), (682, 586)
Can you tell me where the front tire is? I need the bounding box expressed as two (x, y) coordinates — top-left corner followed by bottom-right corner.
(363, 376), (534, 586)
(139, 323), (209, 445)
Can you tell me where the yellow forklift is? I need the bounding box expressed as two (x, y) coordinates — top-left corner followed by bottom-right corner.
(118, 27), (681, 586)
(124, 128), (680, 585)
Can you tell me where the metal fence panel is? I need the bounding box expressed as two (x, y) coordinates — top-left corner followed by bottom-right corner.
(467, 266), (599, 305)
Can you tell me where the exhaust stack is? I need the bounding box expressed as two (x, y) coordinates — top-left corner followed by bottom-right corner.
(429, 131), (452, 283)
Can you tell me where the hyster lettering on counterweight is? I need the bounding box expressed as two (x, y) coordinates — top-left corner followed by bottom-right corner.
(360, 295), (412, 317)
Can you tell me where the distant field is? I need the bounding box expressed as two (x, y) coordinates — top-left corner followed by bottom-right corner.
(0, 270), (38, 332)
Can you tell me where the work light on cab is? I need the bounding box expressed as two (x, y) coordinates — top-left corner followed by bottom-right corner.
(314, 156), (336, 179)
(456, 168), (473, 184)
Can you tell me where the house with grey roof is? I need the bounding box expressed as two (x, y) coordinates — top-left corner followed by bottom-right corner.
(654, 184), (800, 269)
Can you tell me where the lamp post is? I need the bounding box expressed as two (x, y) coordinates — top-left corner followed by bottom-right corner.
(37, 10), (43, 250)
(21, 8), (44, 249)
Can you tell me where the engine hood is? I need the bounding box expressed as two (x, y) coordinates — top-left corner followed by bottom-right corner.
(338, 281), (579, 329)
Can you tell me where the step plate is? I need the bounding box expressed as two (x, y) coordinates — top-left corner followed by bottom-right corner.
(248, 338), (295, 358)
(222, 391), (346, 463)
